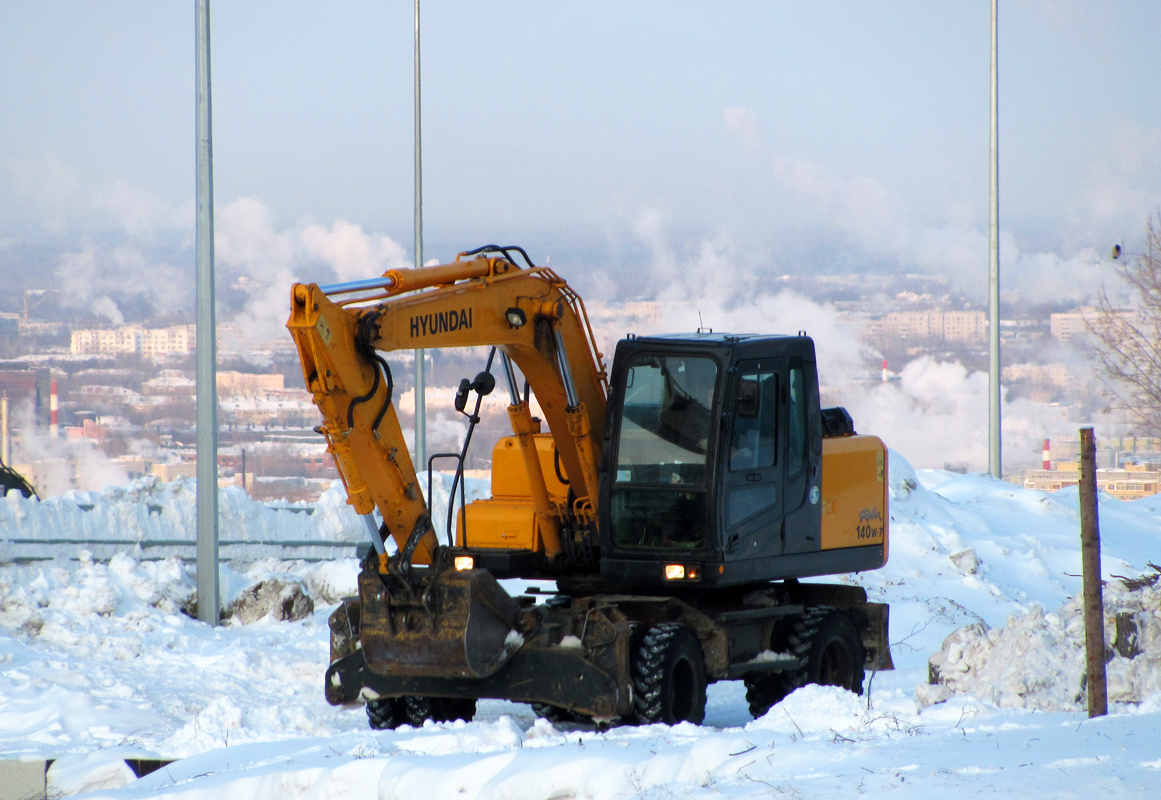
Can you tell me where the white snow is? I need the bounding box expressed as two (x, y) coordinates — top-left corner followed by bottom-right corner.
(924, 579), (1161, 710)
(1, 452), (1160, 797)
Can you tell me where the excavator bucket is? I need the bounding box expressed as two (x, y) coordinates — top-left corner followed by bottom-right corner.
(358, 567), (525, 680)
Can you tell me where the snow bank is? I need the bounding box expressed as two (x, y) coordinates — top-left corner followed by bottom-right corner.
(0, 470), (489, 562)
(72, 696), (1161, 800)
(923, 575), (1161, 710)
(3, 452), (1161, 799)
(0, 553), (367, 760)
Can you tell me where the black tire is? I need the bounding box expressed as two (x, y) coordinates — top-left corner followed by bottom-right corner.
(366, 697), (403, 730)
(785, 608), (865, 696)
(743, 671), (791, 719)
(632, 623), (707, 725)
(433, 696), (477, 723)
(403, 695), (477, 726)
(530, 702), (584, 723)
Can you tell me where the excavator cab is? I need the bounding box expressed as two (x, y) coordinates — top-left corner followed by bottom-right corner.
(599, 333), (884, 589)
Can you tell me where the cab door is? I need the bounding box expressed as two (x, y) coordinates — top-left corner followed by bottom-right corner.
(722, 358), (784, 559)
(780, 355), (823, 555)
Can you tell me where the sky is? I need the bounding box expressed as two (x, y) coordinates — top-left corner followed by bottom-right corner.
(3, 1), (1161, 315)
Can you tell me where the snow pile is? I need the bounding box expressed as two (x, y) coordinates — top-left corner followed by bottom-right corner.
(922, 576), (1161, 710)
(2, 452), (1161, 798)
(0, 554), (367, 760)
(68, 694), (1161, 800)
(0, 470), (488, 562)
(0, 552), (196, 633)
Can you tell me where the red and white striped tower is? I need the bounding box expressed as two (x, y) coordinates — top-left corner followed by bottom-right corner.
(1042, 438), (1051, 470)
(50, 379), (59, 439)
(881, 359), (888, 383)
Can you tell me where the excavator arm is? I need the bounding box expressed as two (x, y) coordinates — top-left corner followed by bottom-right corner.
(287, 251), (608, 566)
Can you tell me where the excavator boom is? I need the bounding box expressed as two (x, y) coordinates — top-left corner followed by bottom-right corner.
(287, 251), (607, 564)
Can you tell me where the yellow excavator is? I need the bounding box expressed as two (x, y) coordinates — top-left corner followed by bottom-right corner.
(288, 246), (891, 727)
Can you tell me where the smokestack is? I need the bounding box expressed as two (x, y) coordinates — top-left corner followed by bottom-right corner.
(881, 359), (888, 383)
(1043, 438), (1051, 470)
(1, 394), (9, 465)
(50, 379), (58, 439)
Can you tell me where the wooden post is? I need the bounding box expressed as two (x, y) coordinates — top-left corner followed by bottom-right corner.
(1079, 426), (1107, 718)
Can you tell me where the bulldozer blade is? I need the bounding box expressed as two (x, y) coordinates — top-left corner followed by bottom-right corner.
(359, 568), (524, 679)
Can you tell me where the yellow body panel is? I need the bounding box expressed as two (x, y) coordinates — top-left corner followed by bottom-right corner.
(458, 435), (570, 550)
(490, 434), (570, 500)
(819, 434), (889, 562)
(462, 498), (540, 550)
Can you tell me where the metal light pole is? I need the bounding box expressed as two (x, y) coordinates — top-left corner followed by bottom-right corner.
(413, 0), (427, 475)
(987, 0), (1002, 478)
(195, 0), (220, 625)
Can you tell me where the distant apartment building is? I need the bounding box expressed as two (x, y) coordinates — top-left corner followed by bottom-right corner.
(864, 309), (986, 345)
(219, 390), (317, 429)
(217, 371), (284, 396)
(1049, 307), (1138, 343)
(1024, 464), (1161, 501)
(1049, 308), (1095, 342)
(142, 325), (195, 359)
(70, 324), (196, 358)
(1002, 363), (1073, 389)
(0, 315), (19, 358)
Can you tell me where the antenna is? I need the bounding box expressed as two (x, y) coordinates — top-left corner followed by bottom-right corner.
(697, 312), (712, 334)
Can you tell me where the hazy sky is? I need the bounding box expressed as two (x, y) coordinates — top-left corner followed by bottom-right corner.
(3, 1), (1161, 311)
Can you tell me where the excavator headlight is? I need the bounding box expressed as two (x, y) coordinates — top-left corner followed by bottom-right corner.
(505, 307), (527, 328)
(663, 564), (701, 580)
(454, 556), (475, 571)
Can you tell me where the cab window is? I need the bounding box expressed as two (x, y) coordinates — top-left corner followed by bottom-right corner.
(730, 371), (777, 471)
(787, 365), (807, 475)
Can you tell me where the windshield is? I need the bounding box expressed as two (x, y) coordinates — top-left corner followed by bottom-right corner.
(614, 354), (718, 486)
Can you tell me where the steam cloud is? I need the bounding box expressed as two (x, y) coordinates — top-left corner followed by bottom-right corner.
(722, 105), (1120, 305)
(45, 191), (412, 348)
(214, 198), (410, 347)
(630, 211), (1098, 473)
(7, 401), (129, 496)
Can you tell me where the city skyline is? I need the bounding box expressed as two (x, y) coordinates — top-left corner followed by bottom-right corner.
(2, 2), (1160, 320)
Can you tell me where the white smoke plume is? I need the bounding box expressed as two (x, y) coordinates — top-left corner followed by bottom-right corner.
(42, 185), (412, 348)
(633, 209), (872, 387)
(628, 212), (1096, 473)
(7, 401), (129, 497)
(721, 105), (1113, 304)
(214, 198), (411, 347)
(840, 358), (1072, 472)
(54, 243), (189, 324)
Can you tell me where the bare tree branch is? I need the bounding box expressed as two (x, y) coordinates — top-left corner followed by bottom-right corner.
(1088, 214), (1161, 436)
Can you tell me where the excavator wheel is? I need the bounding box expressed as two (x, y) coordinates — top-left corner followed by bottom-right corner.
(403, 695), (478, 727)
(366, 697), (403, 730)
(743, 672), (791, 719)
(785, 607), (865, 696)
(631, 623), (707, 725)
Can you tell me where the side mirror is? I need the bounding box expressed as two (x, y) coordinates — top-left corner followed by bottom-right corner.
(471, 371), (496, 396)
(737, 379), (759, 418)
(454, 378), (471, 413)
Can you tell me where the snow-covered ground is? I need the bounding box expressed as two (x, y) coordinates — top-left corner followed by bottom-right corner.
(2, 454), (1161, 798)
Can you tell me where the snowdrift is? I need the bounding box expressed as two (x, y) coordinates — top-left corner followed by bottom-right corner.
(2, 453), (1161, 798)
(0, 471), (488, 564)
